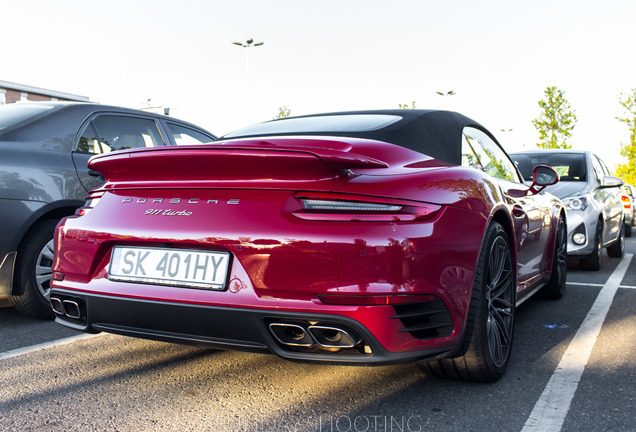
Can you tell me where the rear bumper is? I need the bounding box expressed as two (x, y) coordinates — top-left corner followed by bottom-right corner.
(50, 288), (459, 365)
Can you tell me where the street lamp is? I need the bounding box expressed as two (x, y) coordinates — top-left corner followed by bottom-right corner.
(232, 38), (264, 98)
(232, 38), (264, 48)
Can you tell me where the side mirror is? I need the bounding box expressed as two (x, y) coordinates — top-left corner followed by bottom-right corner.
(510, 165), (559, 197)
(600, 175), (623, 189)
(533, 165), (560, 187)
(527, 165), (559, 195)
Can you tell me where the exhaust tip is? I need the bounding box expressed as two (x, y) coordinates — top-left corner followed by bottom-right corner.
(50, 297), (64, 315)
(62, 300), (82, 319)
(308, 325), (361, 348)
(269, 323), (314, 347)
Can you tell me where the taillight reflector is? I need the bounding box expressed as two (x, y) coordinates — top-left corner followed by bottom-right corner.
(318, 294), (438, 305)
(622, 195), (631, 209)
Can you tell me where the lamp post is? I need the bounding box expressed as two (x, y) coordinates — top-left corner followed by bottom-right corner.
(232, 38), (264, 98)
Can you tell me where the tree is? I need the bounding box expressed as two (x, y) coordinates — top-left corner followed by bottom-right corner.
(532, 86), (577, 149)
(274, 106), (291, 119)
(398, 101), (417, 109)
(615, 88), (636, 184)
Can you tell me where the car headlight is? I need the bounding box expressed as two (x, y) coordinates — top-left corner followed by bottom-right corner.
(563, 195), (589, 211)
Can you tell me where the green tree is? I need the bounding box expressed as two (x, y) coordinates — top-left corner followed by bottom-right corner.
(398, 101), (417, 109)
(532, 86), (577, 149)
(615, 88), (636, 184)
(274, 106), (291, 119)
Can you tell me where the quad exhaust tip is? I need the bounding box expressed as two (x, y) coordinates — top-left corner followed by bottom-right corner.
(50, 297), (64, 315)
(269, 323), (314, 347)
(50, 296), (84, 320)
(307, 325), (360, 348)
(268, 322), (362, 349)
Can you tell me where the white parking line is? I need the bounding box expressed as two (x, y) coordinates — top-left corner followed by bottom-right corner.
(521, 253), (633, 432)
(0, 333), (102, 361)
(568, 282), (636, 289)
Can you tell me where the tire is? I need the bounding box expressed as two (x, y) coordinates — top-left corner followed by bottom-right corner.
(9, 219), (58, 319)
(625, 223), (632, 238)
(540, 215), (567, 300)
(607, 220), (625, 258)
(424, 222), (515, 382)
(580, 220), (602, 271)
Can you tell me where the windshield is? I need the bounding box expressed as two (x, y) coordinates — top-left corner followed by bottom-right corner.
(0, 103), (56, 132)
(224, 114), (402, 138)
(511, 152), (587, 182)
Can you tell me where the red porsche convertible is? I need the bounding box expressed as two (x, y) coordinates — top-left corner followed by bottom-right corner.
(50, 110), (566, 382)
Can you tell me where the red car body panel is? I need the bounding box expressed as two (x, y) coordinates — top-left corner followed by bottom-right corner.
(50, 111), (564, 366)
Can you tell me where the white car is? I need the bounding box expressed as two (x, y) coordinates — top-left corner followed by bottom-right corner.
(510, 150), (624, 270)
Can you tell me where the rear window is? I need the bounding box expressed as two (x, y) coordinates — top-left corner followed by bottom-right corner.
(511, 152), (587, 182)
(224, 114), (402, 138)
(0, 103), (56, 131)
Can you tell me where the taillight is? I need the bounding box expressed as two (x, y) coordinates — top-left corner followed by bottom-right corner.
(318, 293), (438, 305)
(76, 192), (104, 216)
(622, 195), (631, 209)
(292, 193), (441, 222)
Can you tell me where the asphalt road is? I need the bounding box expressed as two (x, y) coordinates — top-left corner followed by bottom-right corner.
(1, 240), (635, 432)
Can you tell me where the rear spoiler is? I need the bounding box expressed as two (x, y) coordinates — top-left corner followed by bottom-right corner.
(87, 139), (389, 187)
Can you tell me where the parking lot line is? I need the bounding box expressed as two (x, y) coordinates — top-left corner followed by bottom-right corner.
(0, 333), (102, 361)
(566, 282), (604, 287)
(521, 253), (633, 432)
(567, 281), (636, 289)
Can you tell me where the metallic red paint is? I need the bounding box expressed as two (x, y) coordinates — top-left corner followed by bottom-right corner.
(50, 118), (564, 370)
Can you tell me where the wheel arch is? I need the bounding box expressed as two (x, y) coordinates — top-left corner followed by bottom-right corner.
(11, 201), (82, 296)
(455, 207), (516, 333)
(489, 208), (517, 266)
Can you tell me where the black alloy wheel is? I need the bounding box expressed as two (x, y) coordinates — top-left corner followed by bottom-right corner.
(483, 230), (515, 369)
(541, 215), (567, 299)
(424, 222), (515, 382)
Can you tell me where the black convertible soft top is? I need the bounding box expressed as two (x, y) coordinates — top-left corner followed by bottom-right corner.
(222, 109), (494, 166)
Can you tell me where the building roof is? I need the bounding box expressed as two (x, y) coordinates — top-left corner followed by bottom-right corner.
(0, 80), (89, 102)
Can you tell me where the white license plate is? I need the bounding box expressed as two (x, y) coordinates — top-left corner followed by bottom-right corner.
(108, 246), (230, 290)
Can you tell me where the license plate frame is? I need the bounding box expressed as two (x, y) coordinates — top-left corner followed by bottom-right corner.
(108, 246), (231, 290)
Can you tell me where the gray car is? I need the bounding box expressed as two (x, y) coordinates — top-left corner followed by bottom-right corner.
(510, 150), (624, 270)
(0, 102), (216, 318)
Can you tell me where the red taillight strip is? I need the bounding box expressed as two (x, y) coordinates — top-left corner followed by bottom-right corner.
(293, 213), (418, 222)
(318, 294), (439, 306)
(292, 192), (441, 222)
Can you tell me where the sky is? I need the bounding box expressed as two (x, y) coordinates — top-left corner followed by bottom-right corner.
(2, 0), (635, 170)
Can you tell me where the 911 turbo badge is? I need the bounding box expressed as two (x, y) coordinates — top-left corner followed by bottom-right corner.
(144, 209), (193, 216)
(121, 198), (241, 216)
